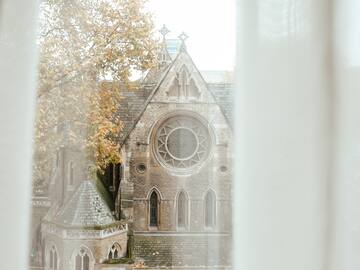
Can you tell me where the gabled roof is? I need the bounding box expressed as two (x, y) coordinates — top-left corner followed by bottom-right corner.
(208, 83), (233, 124)
(110, 41), (233, 146)
(52, 180), (115, 227)
(118, 53), (177, 146)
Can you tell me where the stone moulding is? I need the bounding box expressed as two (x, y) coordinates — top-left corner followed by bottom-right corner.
(31, 197), (51, 207)
(41, 221), (128, 240)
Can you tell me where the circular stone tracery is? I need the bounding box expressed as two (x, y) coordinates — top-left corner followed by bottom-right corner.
(155, 115), (211, 170)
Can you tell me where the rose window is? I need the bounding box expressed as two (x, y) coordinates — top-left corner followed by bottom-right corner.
(154, 116), (211, 170)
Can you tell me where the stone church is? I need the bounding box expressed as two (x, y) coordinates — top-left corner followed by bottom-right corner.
(30, 27), (233, 270)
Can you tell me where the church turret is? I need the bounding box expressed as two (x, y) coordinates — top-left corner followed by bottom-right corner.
(41, 180), (128, 270)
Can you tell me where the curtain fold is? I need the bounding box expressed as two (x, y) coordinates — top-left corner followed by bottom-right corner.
(0, 1), (39, 270)
(234, 1), (332, 269)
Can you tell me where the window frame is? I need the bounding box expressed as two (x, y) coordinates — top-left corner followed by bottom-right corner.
(148, 188), (162, 229)
(176, 190), (190, 231)
(46, 243), (59, 270)
(107, 242), (122, 260)
(204, 189), (217, 230)
(72, 246), (94, 270)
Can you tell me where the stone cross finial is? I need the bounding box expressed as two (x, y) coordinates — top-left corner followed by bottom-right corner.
(178, 31), (189, 51)
(178, 32), (189, 43)
(159, 24), (170, 41)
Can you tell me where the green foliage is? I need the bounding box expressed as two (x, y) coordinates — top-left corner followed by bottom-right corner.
(105, 257), (135, 264)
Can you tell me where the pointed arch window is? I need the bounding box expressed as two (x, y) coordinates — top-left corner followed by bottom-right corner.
(75, 247), (91, 270)
(108, 243), (121, 260)
(49, 245), (58, 270)
(177, 191), (188, 229)
(205, 190), (216, 228)
(168, 77), (180, 97)
(179, 66), (189, 97)
(167, 65), (202, 99)
(149, 191), (159, 227)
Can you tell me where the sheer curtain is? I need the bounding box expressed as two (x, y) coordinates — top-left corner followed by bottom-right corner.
(2, 0), (360, 270)
(330, 1), (360, 269)
(235, 0), (360, 270)
(0, 0), (38, 270)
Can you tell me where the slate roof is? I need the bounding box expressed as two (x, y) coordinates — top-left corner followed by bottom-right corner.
(100, 81), (151, 146)
(208, 83), (233, 125)
(52, 180), (115, 227)
(117, 87), (150, 144)
(111, 80), (233, 147)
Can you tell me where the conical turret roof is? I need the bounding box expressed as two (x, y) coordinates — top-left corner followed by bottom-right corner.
(52, 180), (115, 227)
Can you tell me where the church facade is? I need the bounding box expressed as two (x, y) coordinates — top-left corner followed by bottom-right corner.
(30, 32), (233, 270)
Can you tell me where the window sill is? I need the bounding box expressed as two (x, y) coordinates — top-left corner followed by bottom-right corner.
(148, 226), (159, 231)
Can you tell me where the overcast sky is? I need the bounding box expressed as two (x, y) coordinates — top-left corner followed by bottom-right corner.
(146, 0), (236, 71)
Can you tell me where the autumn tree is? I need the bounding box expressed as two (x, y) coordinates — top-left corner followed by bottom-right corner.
(33, 0), (157, 191)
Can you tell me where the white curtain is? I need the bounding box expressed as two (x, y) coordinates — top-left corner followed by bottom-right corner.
(235, 0), (360, 270)
(0, 0), (39, 269)
(1, 0), (360, 269)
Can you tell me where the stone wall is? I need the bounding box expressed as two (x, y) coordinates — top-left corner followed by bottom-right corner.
(122, 91), (233, 268)
(29, 203), (50, 268)
(133, 234), (232, 268)
(122, 102), (232, 232)
(43, 230), (128, 270)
